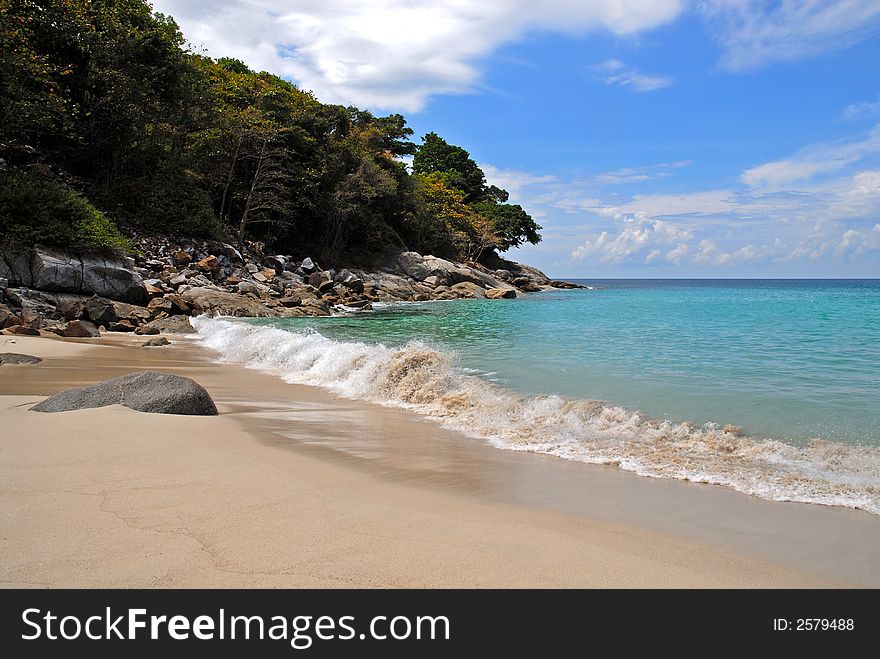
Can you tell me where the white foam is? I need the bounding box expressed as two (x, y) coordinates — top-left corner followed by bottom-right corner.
(193, 316), (880, 515)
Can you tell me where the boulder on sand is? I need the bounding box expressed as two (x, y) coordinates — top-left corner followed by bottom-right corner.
(0, 353), (43, 365)
(31, 371), (218, 416)
(54, 319), (100, 338)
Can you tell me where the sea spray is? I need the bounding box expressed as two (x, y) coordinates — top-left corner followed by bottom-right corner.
(193, 316), (880, 515)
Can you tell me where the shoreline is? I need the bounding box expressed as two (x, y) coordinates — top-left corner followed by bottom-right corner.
(2, 332), (879, 587)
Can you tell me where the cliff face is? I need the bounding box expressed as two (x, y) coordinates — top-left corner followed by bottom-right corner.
(0, 237), (581, 336)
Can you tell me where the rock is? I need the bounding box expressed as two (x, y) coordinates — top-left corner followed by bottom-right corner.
(334, 268), (352, 283)
(237, 280), (272, 296)
(550, 280), (580, 289)
(308, 271), (330, 288)
(413, 293), (430, 302)
(226, 275), (242, 285)
(280, 296), (302, 307)
(84, 296), (117, 326)
(259, 268), (277, 281)
(245, 263), (259, 274)
(196, 255), (220, 272)
(449, 282), (486, 299)
(0, 304), (18, 328)
(423, 275), (440, 288)
(170, 273), (188, 286)
(7, 325), (40, 336)
(142, 337), (170, 347)
(394, 251), (433, 281)
(57, 298), (85, 320)
(317, 279), (336, 294)
(108, 320), (136, 332)
(134, 325), (160, 335)
(486, 287), (517, 299)
(299, 257), (317, 274)
(511, 277), (530, 288)
(31, 371), (218, 416)
(343, 299), (373, 309)
(252, 272), (267, 283)
(171, 250), (191, 265)
(495, 269), (512, 281)
(0, 353), (42, 365)
(143, 280), (164, 296)
(0, 248), (146, 303)
(141, 316), (195, 334)
(181, 287), (276, 318)
(58, 319), (100, 337)
(147, 297), (173, 315)
(264, 255), (287, 273)
(342, 275), (364, 293)
(111, 300), (151, 324)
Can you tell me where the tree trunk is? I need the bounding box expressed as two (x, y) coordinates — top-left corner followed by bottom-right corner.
(239, 138), (266, 238)
(220, 135), (242, 223)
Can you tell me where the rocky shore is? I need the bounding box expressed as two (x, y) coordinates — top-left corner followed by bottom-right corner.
(0, 238), (582, 336)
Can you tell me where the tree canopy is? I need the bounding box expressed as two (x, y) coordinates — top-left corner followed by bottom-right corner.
(0, 0), (541, 263)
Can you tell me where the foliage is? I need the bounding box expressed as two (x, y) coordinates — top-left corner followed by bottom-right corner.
(0, 0), (540, 263)
(0, 170), (132, 252)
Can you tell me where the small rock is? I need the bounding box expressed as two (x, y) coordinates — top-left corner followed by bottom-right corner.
(9, 325), (41, 336)
(300, 257), (317, 273)
(108, 320), (136, 332)
(196, 255), (220, 272)
(171, 250), (192, 265)
(134, 326), (160, 335)
(246, 263), (259, 274)
(280, 296), (302, 308)
(0, 353), (42, 365)
(318, 279), (336, 294)
(59, 320), (100, 337)
(170, 273), (188, 286)
(486, 288), (517, 299)
(57, 298), (85, 320)
(253, 272), (268, 283)
(142, 337), (170, 347)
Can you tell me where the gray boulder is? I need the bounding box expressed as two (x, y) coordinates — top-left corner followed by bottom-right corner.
(0, 353), (42, 365)
(84, 296), (116, 326)
(0, 248), (146, 303)
(31, 371), (218, 416)
(181, 286), (275, 317)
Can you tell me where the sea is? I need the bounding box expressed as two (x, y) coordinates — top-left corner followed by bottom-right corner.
(192, 279), (880, 514)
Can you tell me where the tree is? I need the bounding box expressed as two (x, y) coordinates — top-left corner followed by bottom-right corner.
(472, 201), (542, 252)
(413, 132), (486, 202)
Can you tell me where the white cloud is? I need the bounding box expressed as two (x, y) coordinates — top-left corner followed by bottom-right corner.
(741, 125), (880, 190)
(700, 0), (880, 72)
(571, 217), (692, 263)
(842, 96), (880, 121)
(589, 59), (672, 92)
(481, 164), (556, 198)
(154, 0), (683, 111)
(592, 160), (691, 185)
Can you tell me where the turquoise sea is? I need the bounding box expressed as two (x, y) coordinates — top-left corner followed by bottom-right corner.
(194, 280), (880, 514)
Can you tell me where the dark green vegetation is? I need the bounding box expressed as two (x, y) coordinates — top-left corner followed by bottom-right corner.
(0, 0), (540, 262)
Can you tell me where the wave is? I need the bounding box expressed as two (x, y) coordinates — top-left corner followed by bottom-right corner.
(192, 316), (880, 515)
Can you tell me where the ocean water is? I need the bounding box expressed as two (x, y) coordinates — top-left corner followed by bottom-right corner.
(193, 279), (880, 514)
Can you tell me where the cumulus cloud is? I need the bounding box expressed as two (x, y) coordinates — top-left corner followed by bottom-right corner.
(700, 0), (880, 72)
(153, 0), (683, 111)
(588, 59), (672, 92)
(571, 217), (692, 263)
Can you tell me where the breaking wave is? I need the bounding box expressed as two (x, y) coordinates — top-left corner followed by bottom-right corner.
(193, 316), (880, 515)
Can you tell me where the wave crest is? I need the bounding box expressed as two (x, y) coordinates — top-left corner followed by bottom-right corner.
(193, 316), (880, 515)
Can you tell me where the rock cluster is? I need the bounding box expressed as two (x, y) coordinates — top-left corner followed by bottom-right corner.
(1, 237), (583, 336)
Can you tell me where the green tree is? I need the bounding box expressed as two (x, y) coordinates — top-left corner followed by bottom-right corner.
(413, 132), (486, 202)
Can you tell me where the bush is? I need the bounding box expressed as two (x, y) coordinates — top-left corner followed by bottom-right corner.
(0, 170), (133, 252)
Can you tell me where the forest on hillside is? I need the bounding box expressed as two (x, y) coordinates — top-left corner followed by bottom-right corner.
(0, 0), (541, 264)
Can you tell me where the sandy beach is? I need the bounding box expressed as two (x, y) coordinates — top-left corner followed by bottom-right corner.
(1, 331), (878, 588)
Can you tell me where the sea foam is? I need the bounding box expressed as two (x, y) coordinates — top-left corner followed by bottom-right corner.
(193, 316), (880, 515)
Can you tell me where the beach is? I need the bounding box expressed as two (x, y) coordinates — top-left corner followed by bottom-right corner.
(2, 331), (879, 588)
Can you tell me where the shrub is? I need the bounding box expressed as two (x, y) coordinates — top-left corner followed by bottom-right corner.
(0, 170), (133, 252)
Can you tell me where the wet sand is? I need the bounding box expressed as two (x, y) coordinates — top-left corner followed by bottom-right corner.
(1, 332), (878, 587)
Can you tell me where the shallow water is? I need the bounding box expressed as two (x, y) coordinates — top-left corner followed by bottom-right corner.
(193, 279), (880, 514)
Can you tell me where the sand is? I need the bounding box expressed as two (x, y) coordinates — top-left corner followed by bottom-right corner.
(1, 331), (878, 588)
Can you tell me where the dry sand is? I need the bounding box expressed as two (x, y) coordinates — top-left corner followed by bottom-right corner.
(1, 332), (878, 588)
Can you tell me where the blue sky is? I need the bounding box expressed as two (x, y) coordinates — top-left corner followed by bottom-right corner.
(154, 1), (880, 277)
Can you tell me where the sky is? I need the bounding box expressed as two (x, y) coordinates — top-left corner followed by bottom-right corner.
(152, 1), (880, 277)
